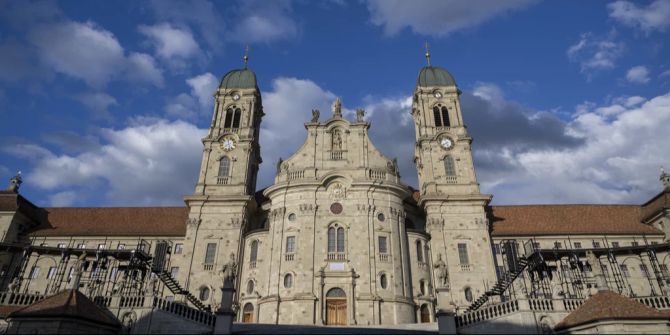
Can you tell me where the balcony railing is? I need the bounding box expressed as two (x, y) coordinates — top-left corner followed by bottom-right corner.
(460, 264), (471, 271)
(217, 176), (229, 185)
(445, 176), (457, 184)
(249, 261), (257, 269)
(203, 264), (214, 271)
(379, 254), (390, 262)
(287, 170), (304, 180)
(331, 151), (345, 160)
(328, 252), (346, 261)
(369, 170), (387, 180)
(284, 253), (295, 261)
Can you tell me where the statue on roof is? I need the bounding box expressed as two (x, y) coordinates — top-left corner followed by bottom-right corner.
(220, 252), (237, 288)
(311, 109), (320, 123)
(355, 108), (365, 122)
(332, 97), (342, 118)
(661, 166), (670, 190)
(6, 171), (22, 193)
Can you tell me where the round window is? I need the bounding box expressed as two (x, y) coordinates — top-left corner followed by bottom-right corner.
(330, 202), (343, 214)
(377, 213), (385, 222)
(288, 213), (296, 221)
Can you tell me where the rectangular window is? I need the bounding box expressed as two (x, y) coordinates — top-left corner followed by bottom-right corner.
(640, 264), (650, 278)
(631, 241), (639, 247)
(110, 267), (118, 281)
(532, 242), (541, 250)
(77, 243), (86, 249)
(40, 243), (48, 247)
(620, 265), (630, 278)
(68, 268), (74, 280)
(560, 264), (570, 272)
(117, 244), (126, 250)
(611, 242), (619, 248)
(98, 243), (107, 250)
(58, 243), (66, 249)
(378, 236), (388, 254)
(444, 156), (456, 176)
(493, 245), (501, 255)
(170, 267), (179, 279)
(286, 236), (296, 253)
(651, 241), (658, 245)
(47, 267), (57, 279)
(573, 242), (582, 249)
(592, 241), (601, 248)
(204, 243), (217, 265)
(457, 243), (469, 265)
(174, 243), (183, 254)
(30, 266), (40, 279)
(554, 242), (562, 249)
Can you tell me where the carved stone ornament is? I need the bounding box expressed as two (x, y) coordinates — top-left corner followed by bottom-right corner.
(330, 182), (346, 200)
(186, 218), (201, 227)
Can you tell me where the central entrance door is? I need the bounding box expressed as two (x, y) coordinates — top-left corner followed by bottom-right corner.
(325, 288), (347, 325)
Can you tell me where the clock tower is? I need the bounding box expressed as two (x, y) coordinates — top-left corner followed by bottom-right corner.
(178, 56), (264, 297)
(411, 51), (497, 310)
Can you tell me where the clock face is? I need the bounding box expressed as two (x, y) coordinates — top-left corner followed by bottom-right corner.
(232, 94), (240, 101)
(434, 92), (442, 98)
(222, 138), (236, 151)
(440, 137), (453, 149)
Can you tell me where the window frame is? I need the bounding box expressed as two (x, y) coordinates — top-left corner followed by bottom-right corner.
(457, 243), (469, 265)
(204, 243), (217, 265)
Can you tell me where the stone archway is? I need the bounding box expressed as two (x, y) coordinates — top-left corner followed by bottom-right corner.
(326, 288), (346, 325)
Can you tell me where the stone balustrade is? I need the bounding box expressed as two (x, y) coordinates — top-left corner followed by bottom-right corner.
(153, 297), (216, 327)
(456, 300), (519, 327)
(636, 295), (670, 309)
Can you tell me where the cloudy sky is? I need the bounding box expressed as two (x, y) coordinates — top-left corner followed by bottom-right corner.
(1, 0), (669, 207)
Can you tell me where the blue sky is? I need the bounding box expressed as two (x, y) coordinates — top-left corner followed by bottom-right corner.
(1, 0), (670, 207)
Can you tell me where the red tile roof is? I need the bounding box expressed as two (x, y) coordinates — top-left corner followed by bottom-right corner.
(8, 289), (120, 328)
(30, 207), (188, 237)
(554, 290), (670, 330)
(490, 205), (662, 236)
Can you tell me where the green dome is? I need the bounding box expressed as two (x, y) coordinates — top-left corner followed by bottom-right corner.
(219, 68), (257, 89)
(416, 66), (457, 87)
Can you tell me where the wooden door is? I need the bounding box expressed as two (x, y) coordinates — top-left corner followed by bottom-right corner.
(242, 311), (253, 323)
(326, 299), (347, 325)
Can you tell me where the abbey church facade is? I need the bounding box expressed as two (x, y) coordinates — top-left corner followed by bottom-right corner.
(0, 60), (669, 334)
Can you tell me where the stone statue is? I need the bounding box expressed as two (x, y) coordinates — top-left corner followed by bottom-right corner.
(276, 158), (283, 174)
(332, 132), (343, 150)
(146, 276), (158, 295)
(121, 311), (137, 332)
(434, 254), (448, 287)
(8, 277), (20, 293)
(6, 171), (22, 193)
(355, 108), (365, 122)
(392, 158), (398, 172)
(311, 109), (320, 122)
(661, 166), (670, 190)
(220, 253), (237, 288)
(332, 97), (342, 117)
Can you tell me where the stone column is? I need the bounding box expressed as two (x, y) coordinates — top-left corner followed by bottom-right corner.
(214, 283), (236, 335)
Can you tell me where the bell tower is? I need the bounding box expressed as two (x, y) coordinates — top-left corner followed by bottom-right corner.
(179, 52), (263, 301)
(411, 48), (497, 310)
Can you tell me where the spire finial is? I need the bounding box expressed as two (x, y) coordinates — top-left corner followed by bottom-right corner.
(424, 41), (431, 66)
(243, 45), (249, 68)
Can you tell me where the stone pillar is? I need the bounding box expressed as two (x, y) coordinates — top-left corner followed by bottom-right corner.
(436, 309), (457, 335)
(214, 283), (236, 335)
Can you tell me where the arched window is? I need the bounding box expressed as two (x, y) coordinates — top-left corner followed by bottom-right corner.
(246, 280), (254, 294)
(433, 106), (442, 127)
(224, 108), (234, 128)
(420, 304), (431, 323)
(232, 108), (241, 128)
(444, 156), (456, 176)
(441, 106), (450, 127)
(284, 273), (293, 288)
(199, 287), (210, 301)
(419, 280), (426, 295)
(336, 228), (344, 253)
(416, 240), (424, 262)
(327, 287), (346, 298)
(249, 240), (258, 267)
(328, 227), (336, 253)
(219, 157), (230, 176)
(380, 273), (388, 289)
(424, 244), (431, 265)
(242, 303), (254, 323)
(465, 287), (473, 302)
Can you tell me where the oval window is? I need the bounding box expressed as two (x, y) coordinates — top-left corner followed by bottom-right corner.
(380, 274), (388, 289)
(288, 213), (296, 221)
(247, 280), (254, 294)
(377, 213), (385, 222)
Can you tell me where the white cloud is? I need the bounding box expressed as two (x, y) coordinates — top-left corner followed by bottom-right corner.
(567, 31), (625, 77)
(626, 65), (650, 84)
(48, 191), (77, 207)
(229, 0), (299, 43)
(5, 119), (206, 206)
(366, 0), (536, 37)
(148, 0), (225, 51)
(126, 52), (164, 87)
(186, 73), (218, 107)
(165, 93), (199, 120)
(74, 92), (118, 121)
(608, 0), (670, 33)
(138, 23), (200, 69)
(28, 21), (125, 88)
